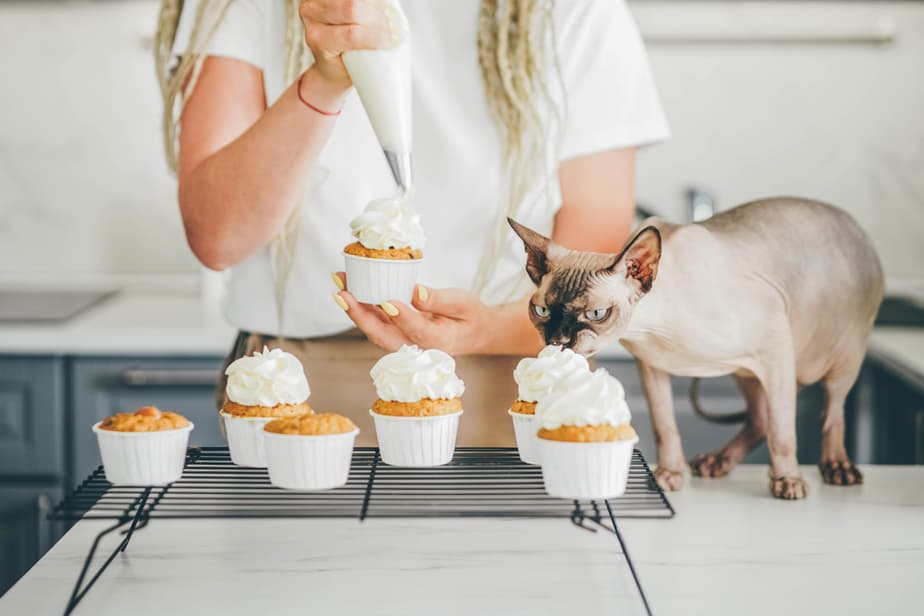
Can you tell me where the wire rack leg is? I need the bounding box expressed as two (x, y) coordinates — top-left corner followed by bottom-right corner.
(605, 500), (653, 616)
(63, 487), (152, 615)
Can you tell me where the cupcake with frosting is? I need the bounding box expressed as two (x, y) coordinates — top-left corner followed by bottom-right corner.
(343, 195), (425, 304)
(263, 413), (359, 491)
(509, 345), (590, 464)
(92, 406), (194, 486)
(368, 344), (464, 466)
(536, 367), (638, 499)
(220, 347), (312, 468)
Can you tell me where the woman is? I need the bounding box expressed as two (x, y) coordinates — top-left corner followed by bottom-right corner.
(155, 0), (668, 444)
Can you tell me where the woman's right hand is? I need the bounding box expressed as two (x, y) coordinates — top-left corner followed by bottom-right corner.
(299, 0), (396, 88)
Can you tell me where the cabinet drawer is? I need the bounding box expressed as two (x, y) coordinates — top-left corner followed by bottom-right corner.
(0, 484), (64, 596)
(69, 357), (224, 483)
(0, 357), (64, 477)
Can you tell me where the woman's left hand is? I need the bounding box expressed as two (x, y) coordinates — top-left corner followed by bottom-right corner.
(331, 272), (491, 355)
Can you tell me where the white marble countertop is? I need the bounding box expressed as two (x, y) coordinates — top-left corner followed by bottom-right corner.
(0, 275), (236, 356)
(3, 465), (922, 615)
(1, 277), (921, 375)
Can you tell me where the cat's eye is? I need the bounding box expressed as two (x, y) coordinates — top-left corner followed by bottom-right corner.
(532, 303), (551, 318)
(585, 307), (611, 321)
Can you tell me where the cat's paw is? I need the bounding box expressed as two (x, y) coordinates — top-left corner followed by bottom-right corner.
(654, 466), (684, 491)
(769, 475), (808, 500)
(689, 451), (736, 478)
(818, 459), (863, 486)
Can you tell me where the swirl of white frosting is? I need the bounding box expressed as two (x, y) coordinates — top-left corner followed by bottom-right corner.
(535, 367), (631, 430)
(349, 195), (426, 250)
(513, 345), (591, 403)
(225, 347), (310, 407)
(370, 345), (465, 402)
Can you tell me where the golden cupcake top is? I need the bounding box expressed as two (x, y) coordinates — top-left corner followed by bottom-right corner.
(510, 400), (537, 415)
(221, 400), (312, 419)
(537, 424), (637, 443)
(99, 406), (190, 432)
(264, 413), (357, 436)
(372, 397), (463, 417)
(343, 241), (422, 260)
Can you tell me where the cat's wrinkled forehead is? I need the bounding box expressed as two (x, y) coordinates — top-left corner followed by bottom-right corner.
(541, 252), (615, 305)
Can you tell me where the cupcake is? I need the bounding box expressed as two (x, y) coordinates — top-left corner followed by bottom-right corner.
(536, 368), (638, 499)
(220, 347), (312, 468)
(343, 195), (425, 304)
(263, 413), (359, 491)
(369, 344), (464, 466)
(509, 345), (590, 464)
(92, 406), (193, 486)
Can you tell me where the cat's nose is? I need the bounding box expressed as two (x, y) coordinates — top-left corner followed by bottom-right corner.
(548, 335), (572, 346)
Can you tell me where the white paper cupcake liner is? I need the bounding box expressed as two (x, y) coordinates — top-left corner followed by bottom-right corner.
(508, 410), (541, 465)
(343, 252), (421, 305)
(264, 428), (359, 491)
(538, 436), (639, 500)
(370, 409), (462, 467)
(92, 422), (193, 486)
(221, 412), (276, 468)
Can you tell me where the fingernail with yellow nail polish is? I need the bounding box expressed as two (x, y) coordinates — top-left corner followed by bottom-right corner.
(417, 285), (429, 302)
(380, 302), (399, 317)
(333, 293), (349, 312)
(331, 273), (344, 291)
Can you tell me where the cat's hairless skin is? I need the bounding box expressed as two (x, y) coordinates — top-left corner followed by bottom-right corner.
(509, 198), (883, 500)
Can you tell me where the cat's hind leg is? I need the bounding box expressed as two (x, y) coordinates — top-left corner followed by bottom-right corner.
(690, 375), (768, 478)
(818, 354), (865, 486)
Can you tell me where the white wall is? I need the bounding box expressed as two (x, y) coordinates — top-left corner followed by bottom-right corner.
(0, 0), (193, 275)
(633, 1), (924, 279)
(0, 1), (920, 279)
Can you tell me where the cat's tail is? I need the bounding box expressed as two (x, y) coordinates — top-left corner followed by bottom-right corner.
(689, 378), (748, 424)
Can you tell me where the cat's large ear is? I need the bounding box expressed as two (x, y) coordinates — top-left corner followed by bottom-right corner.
(508, 218), (552, 285)
(609, 226), (662, 295)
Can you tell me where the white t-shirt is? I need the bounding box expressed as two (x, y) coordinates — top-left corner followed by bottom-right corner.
(173, 0), (669, 338)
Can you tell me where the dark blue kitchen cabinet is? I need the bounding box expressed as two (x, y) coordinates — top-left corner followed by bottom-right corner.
(0, 357), (65, 477)
(0, 486), (63, 596)
(69, 357), (225, 484)
(0, 356), (65, 597)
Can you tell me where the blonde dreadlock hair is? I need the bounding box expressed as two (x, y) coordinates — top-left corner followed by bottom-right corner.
(155, 0), (561, 326)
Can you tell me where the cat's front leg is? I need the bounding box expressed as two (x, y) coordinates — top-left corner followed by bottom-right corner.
(637, 360), (686, 491)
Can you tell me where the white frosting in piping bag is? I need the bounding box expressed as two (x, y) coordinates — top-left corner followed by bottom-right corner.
(371, 344), (465, 402)
(535, 367), (631, 430)
(513, 345), (590, 403)
(225, 347), (310, 407)
(349, 195), (426, 250)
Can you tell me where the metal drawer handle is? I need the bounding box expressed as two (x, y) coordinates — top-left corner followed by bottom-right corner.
(644, 16), (896, 46)
(120, 369), (220, 387)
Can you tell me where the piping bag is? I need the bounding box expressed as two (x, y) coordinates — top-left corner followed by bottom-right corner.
(342, 0), (413, 196)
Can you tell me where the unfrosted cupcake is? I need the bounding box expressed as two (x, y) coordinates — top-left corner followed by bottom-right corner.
(536, 368), (638, 499)
(93, 406), (193, 486)
(263, 413), (359, 491)
(509, 345), (590, 464)
(369, 344), (464, 466)
(220, 347), (312, 468)
(343, 195), (424, 304)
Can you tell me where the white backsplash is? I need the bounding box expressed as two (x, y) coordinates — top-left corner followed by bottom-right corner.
(0, 0), (192, 276)
(0, 1), (920, 279)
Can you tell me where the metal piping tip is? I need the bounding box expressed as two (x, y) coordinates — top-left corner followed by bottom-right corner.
(384, 150), (414, 197)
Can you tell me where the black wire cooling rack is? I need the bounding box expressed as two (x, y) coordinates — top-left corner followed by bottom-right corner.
(51, 447), (674, 615)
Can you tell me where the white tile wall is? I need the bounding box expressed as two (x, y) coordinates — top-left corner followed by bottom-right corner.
(0, 1), (920, 279)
